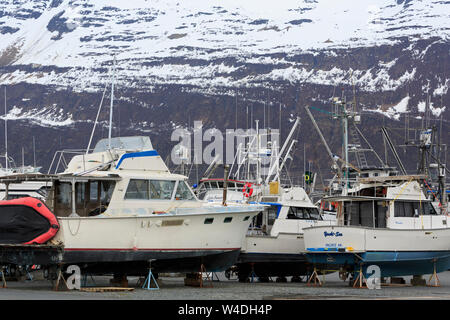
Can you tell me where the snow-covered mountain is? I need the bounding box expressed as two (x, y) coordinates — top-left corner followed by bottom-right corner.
(1, 0), (448, 90)
(0, 0), (448, 174)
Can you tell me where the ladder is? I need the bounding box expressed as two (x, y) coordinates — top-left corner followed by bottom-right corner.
(349, 124), (368, 169)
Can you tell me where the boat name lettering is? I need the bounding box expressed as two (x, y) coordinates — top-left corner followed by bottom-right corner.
(324, 231), (343, 237)
(325, 243), (343, 248)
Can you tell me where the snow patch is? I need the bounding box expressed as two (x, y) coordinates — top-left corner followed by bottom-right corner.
(1, 105), (74, 127)
(368, 96), (410, 121)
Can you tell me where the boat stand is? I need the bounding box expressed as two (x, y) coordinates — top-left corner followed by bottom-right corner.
(352, 265), (367, 289)
(142, 260), (159, 290)
(81, 274), (97, 287)
(1, 266), (6, 288)
(307, 267), (322, 287)
(427, 260), (441, 287)
(53, 267), (69, 291)
(142, 269), (159, 290)
(249, 263), (257, 283)
(199, 264), (213, 288)
(210, 272), (220, 282)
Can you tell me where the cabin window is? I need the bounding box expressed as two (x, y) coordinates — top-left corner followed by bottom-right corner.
(90, 181), (99, 201)
(204, 218), (214, 224)
(37, 186), (51, 198)
(224, 217), (233, 223)
(124, 179), (176, 200)
(394, 201), (437, 217)
(346, 201), (386, 228)
(287, 207), (322, 220)
(100, 181), (115, 204)
(57, 182), (72, 206)
(243, 216), (250, 221)
(76, 182), (86, 206)
(174, 181), (196, 201)
(54, 180), (116, 217)
(267, 205), (278, 225)
(149, 180), (175, 200)
(125, 179), (149, 200)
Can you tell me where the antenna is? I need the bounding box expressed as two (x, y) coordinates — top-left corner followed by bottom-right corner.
(86, 82), (108, 154)
(108, 55), (116, 150)
(235, 88), (238, 130)
(279, 103), (281, 143)
(351, 71), (357, 113)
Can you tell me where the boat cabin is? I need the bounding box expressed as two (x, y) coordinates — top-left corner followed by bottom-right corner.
(328, 177), (445, 229)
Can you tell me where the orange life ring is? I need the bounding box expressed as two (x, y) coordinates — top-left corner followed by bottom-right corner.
(242, 182), (253, 198)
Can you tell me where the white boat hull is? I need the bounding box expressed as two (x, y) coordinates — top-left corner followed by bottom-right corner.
(52, 207), (260, 273)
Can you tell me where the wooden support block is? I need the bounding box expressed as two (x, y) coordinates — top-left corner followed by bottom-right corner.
(80, 287), (134, 292)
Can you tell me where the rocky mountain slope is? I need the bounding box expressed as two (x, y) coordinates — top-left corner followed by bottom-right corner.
(0, 0), (448, 183)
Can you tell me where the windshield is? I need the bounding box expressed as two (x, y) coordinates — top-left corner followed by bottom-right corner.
(287, 207), (322, 220)
(394, 201), (438, 217)
(125, 179), (175, 200)
(174, 181), (196, 201)
(93, 136), (153, 153)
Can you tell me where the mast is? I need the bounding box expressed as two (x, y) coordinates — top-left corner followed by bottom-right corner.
(108, 56), (116, 150)
(33, 136), (36, 167)
(4, 86), (7, 171)
(256, 120), (260, 184)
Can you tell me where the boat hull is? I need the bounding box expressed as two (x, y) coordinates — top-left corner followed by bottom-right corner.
(305, 251), (450, 278)
(51, 207), (259, 273)
(234, 232), (309, 277)
(304, 225), (450, 277)
(236, 252), (309, 278)
(72, 249), (241, 275)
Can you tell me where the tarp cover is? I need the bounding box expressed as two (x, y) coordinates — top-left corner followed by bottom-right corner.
(0, 205), (51, 244)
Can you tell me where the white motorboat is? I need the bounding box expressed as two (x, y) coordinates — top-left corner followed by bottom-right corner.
(304, 174), (450, 279)
(196, 118), (336, 281)
(0, 136), (263, 275)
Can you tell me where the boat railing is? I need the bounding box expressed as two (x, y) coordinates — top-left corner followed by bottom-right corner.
(47, 149), (90, 174)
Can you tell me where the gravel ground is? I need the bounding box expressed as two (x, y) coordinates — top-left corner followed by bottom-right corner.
(1, 270), (450, 300)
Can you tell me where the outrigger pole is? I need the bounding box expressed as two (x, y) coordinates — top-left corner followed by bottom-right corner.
(264, 116), (300, 184)
(4, 86), (8, 171)
(304, 106), (342, 178)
